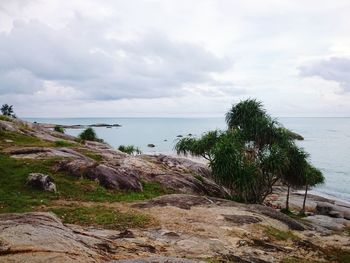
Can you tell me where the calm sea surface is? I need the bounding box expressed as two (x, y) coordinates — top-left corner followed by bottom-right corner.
(25, 117), (350, 202)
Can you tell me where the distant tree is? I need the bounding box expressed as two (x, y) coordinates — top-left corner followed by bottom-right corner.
(118, 145), (142, 155)
(79, 128), (102, 142)
(1, 104), (16, 118)
(281, 144), (309, 211)
(300, 164), (325, 214)
(54, 125), (65, 134)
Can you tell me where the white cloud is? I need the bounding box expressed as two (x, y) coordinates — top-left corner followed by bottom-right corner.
(300, 57), (350, 92)
(0, 0), (350, 117)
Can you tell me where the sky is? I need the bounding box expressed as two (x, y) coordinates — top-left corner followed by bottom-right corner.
(0, 0), (349, 118)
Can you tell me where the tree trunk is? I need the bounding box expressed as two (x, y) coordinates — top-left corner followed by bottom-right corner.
(286, 185), (290, 211)
(301, 185), (308, 214)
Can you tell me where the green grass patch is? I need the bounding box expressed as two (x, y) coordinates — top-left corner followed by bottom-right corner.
(0, 153), (167, 213)
(54, 140), (75, 147)
(280, 208), (307, 219)
(0, 115), (12, 122)
(84, 152), (103, 162)
(51, 205), (153, 229)
(0, 130), (52, 147)
(194, 174), (204, 183)
(263, 226), (299, 241)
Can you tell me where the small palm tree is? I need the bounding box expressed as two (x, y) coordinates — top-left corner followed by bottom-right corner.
(282, 144), (309, 211)
(300, 164), (324, 214)
(1, 104), (16, 118)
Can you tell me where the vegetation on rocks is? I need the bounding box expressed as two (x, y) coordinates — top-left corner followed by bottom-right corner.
(118, 144), (142, 155)
(51, 205), (153, 229)
(53, 125), (65, 133)
(0, 153), (166, 214)
(176, 99), (325, 207)
(78, 127), (103, 142)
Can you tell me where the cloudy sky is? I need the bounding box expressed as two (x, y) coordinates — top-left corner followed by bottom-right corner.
(0, 0), (349, 117)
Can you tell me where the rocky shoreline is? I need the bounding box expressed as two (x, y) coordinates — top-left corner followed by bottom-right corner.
(0, 117), (349, 262)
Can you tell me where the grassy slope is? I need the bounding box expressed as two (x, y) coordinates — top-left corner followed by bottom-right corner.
(0, 129), (166, 228)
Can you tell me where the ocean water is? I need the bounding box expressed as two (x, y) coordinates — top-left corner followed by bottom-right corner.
(25, 117), (350, 202)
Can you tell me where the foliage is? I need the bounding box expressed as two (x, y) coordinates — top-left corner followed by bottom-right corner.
(0, 129), (53, 147)
(78, 127), (103, 142)
(51, 205), (153, 230)
(175, 99), (324, 204)
(175, 130), (221, 161)
(54, 140), (75, 147)
(118, 145), (142, 155)
(263, 226), (299, 241)
(1, 104), (16, 118)
(53, 125), (65, 133)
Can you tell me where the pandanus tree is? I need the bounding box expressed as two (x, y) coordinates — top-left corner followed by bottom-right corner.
(1, 104), (16, 118)
(300, 164), (324, 214)
(175, 130), (221, 162)
(175, 99), (324, 205)
(281, 144), (309, 211)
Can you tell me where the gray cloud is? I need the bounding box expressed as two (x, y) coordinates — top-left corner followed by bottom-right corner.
(0, 17), (234, 99)
(300, 57), (350, 92)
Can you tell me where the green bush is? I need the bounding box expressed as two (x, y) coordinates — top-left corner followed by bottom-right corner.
(118, 145), (142, 155)
(78, 128), (103, 142)
(53, 125), (65, 133)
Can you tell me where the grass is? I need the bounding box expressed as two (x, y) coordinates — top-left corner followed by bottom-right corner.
(0, 153), (167, 213)
(263, 226), (299, 241)
(0, 130), (53, 147)
(280, 208), (307, 219)
(194, 174), (204, 183)
(82, 151), (103, 162)
(51, 205), (153, 229)
(54, 140), (75, 147)
(0, 115), (12, 122)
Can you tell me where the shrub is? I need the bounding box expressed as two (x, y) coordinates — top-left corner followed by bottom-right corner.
(118, 145), (142, 155)
(78, 128), (102, 142)
(53, 125), (65, 133)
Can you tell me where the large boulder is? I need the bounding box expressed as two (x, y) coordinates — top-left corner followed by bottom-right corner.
(0, 212), (103, 262)
(88, 165), (143, 191)
(316, 202), (350, 220)
(59, 160), (142, 191)
(26, 173), (57, 193)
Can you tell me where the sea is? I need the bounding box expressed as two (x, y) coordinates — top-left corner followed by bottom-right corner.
(25, 117), (350, 203)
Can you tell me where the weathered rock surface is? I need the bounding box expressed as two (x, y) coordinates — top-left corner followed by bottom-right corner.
(110, 257), (205, 263)
(5, 146), (87, 159)
(27, 173), (57, 192)
(306, 215), (350, 232)
(316, 201), (350, 220)
(59, 159), (143, 191)
(0, 212), (102, 262)
(133, 194), (214, 210)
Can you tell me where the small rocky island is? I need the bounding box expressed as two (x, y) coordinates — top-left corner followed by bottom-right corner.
(39, 123), (122, 129)
(0, 117), (349, 263)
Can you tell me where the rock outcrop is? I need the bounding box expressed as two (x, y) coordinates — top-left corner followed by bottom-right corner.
(316, 201), (350, 219)
(58, 159), (143, 191)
